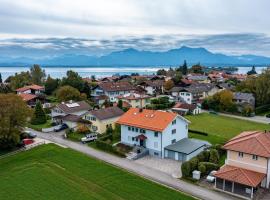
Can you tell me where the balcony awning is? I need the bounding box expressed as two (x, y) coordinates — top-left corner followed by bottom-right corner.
(135, 134), (147, 140)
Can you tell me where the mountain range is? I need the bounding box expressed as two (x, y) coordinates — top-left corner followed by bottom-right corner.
(1, 46), (270, 66)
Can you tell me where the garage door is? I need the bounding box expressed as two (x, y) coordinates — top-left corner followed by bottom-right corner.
(178, 153), (187, 161)
(167, 150), (176, 159)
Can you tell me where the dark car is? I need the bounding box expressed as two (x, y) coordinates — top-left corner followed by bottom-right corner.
(24, 131), (37, 138)
(54, 124), (68, 132)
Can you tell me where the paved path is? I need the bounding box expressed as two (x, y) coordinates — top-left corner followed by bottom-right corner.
(28, 129), (239, 200)
(202, 110), (270, 124)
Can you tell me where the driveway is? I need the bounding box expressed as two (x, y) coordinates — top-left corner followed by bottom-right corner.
(135, 156), (182, 178)
(27, 128), (239, 200)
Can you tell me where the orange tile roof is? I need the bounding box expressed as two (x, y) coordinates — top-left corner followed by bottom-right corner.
(117, 108), (183, 132)
(16, 84), (44, 92)
(214, 165), (266, 187)
(18, 93), (37, 101)
(223, 131), (270, 157)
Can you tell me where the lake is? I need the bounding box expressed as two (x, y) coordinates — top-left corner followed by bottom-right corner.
(0, 66), (268, 81)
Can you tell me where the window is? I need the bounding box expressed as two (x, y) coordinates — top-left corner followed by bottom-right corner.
(172, 129), (176, 134)
(135, 128), (139, 132)
(128, 126), (131, 131)
(238, 152), (244, 158)
(154, 132), (159, 137)
(132, 127), (135, 132)
(132, 137), (134, 141)
(140, 129), (146, 133)
(172, 120), (176, 125)
(154, 152), (159, 156)
(92, 126), (98, 131)
(171, 139), (176, 144)
(186, 93), (191, 96)
(252, 155), (258, 160)
(154, 142), (158, 148)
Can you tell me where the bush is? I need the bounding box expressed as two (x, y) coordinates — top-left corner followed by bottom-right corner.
(209, 149), (220, 164)
(189, 157), (199, 172)
(266, 113), (270, 118)
(197, 150), (210, 162)
(212, 144), (226, 156)
(199, 162), (219, 174)
(255, 104), (270, 114)
(198, 163), (206, 175)
(189, 129), (208, 136)
(46, 115), (52, 120)
(181, 161), (192, 177)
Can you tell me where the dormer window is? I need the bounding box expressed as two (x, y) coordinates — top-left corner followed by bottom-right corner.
(252, 155), (258, 160)
(172, 120), (176, 125)
(238, 152), (244, 158)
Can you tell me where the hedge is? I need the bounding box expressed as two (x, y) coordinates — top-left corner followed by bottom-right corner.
(188, 129), (208, 136)
(181, 161), (192, 177)
(198, 162), (219, 174)
(255, 104), (270, 114)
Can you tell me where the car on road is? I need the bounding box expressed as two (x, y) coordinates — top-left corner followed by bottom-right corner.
(24, 130), (37, 138)
(206, 170), (217, 183)
(54, 124), (68, 132)
(81, 133), (97, 144)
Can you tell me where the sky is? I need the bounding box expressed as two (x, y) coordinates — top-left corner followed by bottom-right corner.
(0, 0), (270, 57)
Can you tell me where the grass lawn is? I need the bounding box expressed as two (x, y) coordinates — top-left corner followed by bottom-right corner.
(0, 144), (194, 200)
(186, 113), (270, 144)
(27, 120), (52, 131)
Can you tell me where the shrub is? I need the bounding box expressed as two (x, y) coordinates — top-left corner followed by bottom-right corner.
(266, 113), (270, 118)
(46, 115), (52, 120)
(255, 104), (270, 114)
(31, 101), (46, 125)
(209, 149), (220, 164)
(198, 163), (206, 175)
(197, 151), (210, 162)
(189, 129), (208, 136)
(189, 157), (199, 172)
(212, 144), (226, 156)
(181, 161), (192, 177)
(199, 162), (219, 174)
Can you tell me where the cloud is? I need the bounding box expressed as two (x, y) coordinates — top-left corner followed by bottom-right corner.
(0, 33), (270, 57)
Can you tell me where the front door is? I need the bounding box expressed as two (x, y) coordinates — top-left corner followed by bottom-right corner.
(139, 139), (144, 147)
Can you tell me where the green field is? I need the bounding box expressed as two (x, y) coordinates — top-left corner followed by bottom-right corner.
(0, 144), (194, 200)
(186, 113), (270, 144)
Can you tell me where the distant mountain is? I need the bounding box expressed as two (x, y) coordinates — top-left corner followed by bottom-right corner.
(1, 46), (270, 66)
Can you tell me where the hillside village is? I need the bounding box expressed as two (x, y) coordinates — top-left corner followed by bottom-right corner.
(1, 64), (270, 200)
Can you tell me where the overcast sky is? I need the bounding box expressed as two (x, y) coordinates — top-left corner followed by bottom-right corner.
(0, 0), (270, 56)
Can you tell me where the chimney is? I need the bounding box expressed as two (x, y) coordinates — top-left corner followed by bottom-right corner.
(139, 108), (143, 113)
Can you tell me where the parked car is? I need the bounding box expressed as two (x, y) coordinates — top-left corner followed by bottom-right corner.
(23, 138), (35, 145)
(81, 133), (97, 144)
(206, 170), (217, 183)
(54, 124), (68, 132)
(24, 131), (37, 138)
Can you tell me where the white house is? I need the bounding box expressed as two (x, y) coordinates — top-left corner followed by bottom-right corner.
(139, 80), (164, 95)
(117, 108), (209, 161)
(16, 84), (45, 95)
(92, 81), (136, 102)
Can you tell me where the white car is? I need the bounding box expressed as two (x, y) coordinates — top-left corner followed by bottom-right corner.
(206, 170), (217, 183)
(81, 133), (97, 144)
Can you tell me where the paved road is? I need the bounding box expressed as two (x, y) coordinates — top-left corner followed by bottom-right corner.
(202, 109), (270, 124)
(28, 129), (239, 200)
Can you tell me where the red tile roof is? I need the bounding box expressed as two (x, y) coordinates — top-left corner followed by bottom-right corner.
(173, 102), (197, 110)
(16, 84), (44, 92)
(214, 165), (266, 187)
(117, 108), (181, 132)
(223, 131), (270, 157)
(18, 93), (37, 101)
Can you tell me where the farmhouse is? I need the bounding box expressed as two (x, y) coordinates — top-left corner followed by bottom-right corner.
(214, 131), (270, 199)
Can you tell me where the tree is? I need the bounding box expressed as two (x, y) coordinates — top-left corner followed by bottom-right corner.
(180, 60), (188, 75)
(117, 99), (123, 109)
(164, 80), (174, 91)
(61, 70), (84, 92)
(0, 83), (12, 93)
(30, 64), (46, 85)
(209, 149), (219, 164)
(191, 63), (203, 74)
(9, 71), (32, 90)
(44, 75), (59, 95)
(156, 69), (167, 76)
(31, 101), (46, 125)
(247, 66), (257, 75)
(56, 86), (82, 102)
(82, 81), (91, 98)
(0, 94), (32, 149)
(0, 73), (2, 83)
(172, 72), (182, 85)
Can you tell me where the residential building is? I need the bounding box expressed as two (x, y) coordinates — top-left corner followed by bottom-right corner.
(172, 102), (201, 115)
(92, 81), (136, 102)
(233, 92), (255, 109)
(83, 107), (124, 134)
(16, 84), (44, 95)
(214, 131), (270, 199)
(117, 108), (209, 161)
(18, 93), (38, 107)
(51, 100), (91, 128)
(116, 92), (152, 108)
(186, 74), (210, 83)
(139, 80), (164, 95)
(171, 83), (220, 104)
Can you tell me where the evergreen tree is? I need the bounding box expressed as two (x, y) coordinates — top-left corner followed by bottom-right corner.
(82, 81), (91, 98)
(117, 99), (123, 109)
(247, 66), (257, 75)
(45, 75), (59, 95)
(182, 60), (188, 75)
(0, 73), (2, 83)
(31, 101), (47, 125)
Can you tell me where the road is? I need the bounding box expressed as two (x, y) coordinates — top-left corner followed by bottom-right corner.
(27, 129), (239, 200)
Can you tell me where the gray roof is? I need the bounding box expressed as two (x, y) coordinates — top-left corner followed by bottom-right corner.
(171, 83), (215, 94)
(57, 101), (91, 114)
(88, 106), (124, 120)
(233, 92), (254, 100)
(165, 138), (211, 154)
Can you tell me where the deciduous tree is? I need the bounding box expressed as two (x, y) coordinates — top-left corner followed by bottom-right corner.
(56, 86), (82, 102)
(30, 64), (46, 85)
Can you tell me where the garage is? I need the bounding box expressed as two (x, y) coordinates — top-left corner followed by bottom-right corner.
(164, 138), (210, 162)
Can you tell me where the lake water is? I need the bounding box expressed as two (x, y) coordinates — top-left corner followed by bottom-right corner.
(0, 66), (268, 81)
